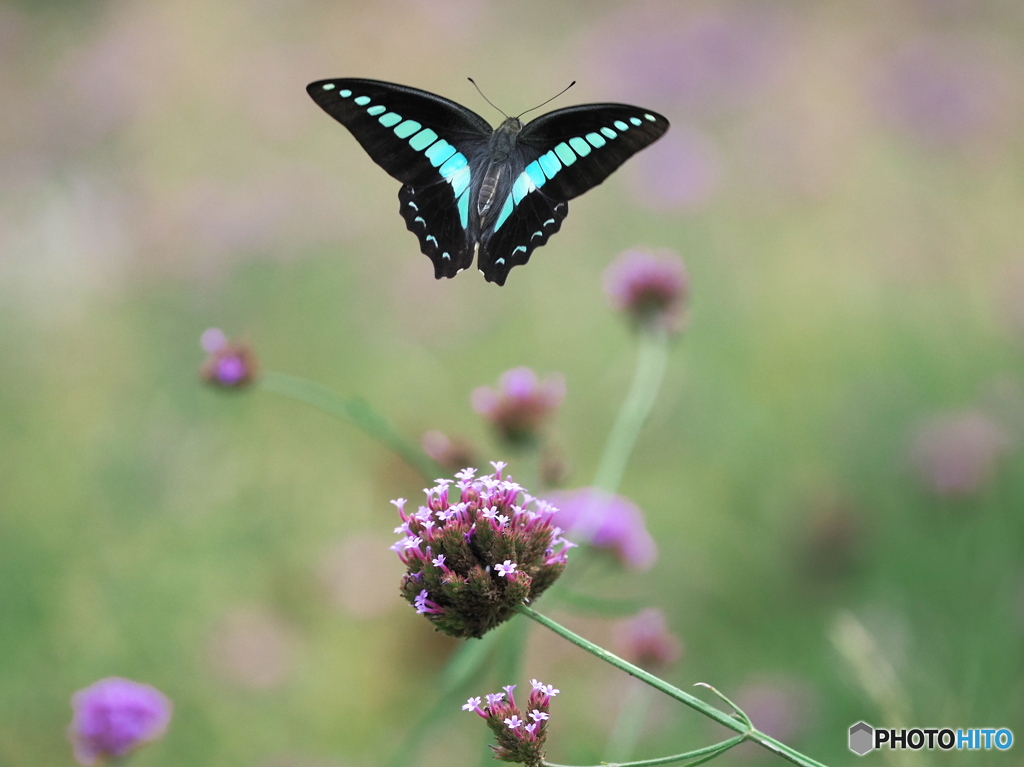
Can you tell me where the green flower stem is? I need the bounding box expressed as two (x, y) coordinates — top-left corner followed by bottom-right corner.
(592, 327), (671, 493)
(256, 370), (442, 480)
(543, 733), (745, 767)
(605, 679), (653, 762)
(517, 606), (830, 767)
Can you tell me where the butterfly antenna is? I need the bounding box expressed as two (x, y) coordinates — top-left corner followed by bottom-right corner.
(467, 78), (509, 119)
(516, 81), (576, 120)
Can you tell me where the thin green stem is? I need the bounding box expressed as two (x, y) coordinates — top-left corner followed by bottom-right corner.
(517, 606), (830, 767)
(256, 370), (442, 480)
(592, 328), (670, 493)
(605, 679), (653, 762)
(543, 734), (745, 767)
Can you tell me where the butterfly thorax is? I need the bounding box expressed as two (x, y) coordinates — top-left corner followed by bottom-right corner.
(477, 117), (525, 228)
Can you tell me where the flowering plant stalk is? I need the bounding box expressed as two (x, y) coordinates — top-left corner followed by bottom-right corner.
(516, 606), (828, 767)
(256, 369), (442, 479)
(204, 250), (830, 767)
(592, 324), (670, 493)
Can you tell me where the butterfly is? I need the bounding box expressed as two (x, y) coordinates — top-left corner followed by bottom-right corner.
(307, 78), (669, 285)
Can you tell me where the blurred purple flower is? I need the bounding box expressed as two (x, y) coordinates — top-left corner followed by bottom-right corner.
(547, 487), (656, 570)
(472, 367), (565, 446)
(909, 411), (1012, 497)
(421, 430), (479, 473)
(68, 677), (172, 766)
(873, 36), (1010, 147)
(627, 126), (722, 211)
(582, 4), (789, 115)
(604, 249), (690, 334)
(613, 607), (682, 669)
(199, 328), (258, 388)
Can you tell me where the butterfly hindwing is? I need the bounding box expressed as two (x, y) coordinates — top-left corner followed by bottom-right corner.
(479, 188), (567, 286)
(517, 104), (670, 200)
(399, 182), (474, 278)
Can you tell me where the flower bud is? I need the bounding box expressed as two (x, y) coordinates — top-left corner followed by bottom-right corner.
(472, 368), (565, 447)
(199, 328), (258, 388)
(603, 249), (689, 334)
(462, 679), (560, 767)
(613, 607), (682, 669)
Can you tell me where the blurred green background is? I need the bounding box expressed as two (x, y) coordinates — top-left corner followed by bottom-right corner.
(2, 0), (1023, 764)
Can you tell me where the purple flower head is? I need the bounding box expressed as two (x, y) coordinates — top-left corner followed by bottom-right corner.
(909, 410), (1012, 498)
(393, 464), (573, 638)
(472, 367), (565, 446)
(546, 487), (656, 570)
(68, 677), (172, 766)
(613, 607), (682, 669)
(604, 249), (690, 334)
(465, 678), (557, 767)
(199, 328), (258, 388)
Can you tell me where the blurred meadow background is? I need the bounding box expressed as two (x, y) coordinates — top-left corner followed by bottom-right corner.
(3, 0), (1024, 764)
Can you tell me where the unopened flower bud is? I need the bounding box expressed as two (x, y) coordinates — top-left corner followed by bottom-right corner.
(603, 249), (689, 334)
(199, 328), (258, 388)
(472, 368), (565, 446)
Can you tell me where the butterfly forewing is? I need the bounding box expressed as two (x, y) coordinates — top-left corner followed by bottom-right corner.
(516, 104), (670, 200)
(307, 78), (492, 186)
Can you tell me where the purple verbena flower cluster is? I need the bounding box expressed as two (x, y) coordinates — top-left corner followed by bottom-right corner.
(603, 249), (690, 334)
(68, 677), (172, 766)
(463, 679), (559, 767)
(392, 463), (575, 638)
(199, 328), (258, 388)
(547, 487), (657, 570)
(472, 367), (565, 446)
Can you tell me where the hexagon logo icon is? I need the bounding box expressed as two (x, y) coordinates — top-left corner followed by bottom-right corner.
(849, 721), (874, 755)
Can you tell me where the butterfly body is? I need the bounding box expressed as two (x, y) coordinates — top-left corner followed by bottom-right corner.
(307, 78), (669, 285)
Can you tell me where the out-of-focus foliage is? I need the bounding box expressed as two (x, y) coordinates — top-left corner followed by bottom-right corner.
(2, 0), (1023, 764)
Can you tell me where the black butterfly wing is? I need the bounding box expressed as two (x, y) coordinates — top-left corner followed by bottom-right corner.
(517, 104), (670, 200)
(477, 104), (669, 284)
(478, 187), (568, 286)
(307, 78), (493, 278)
